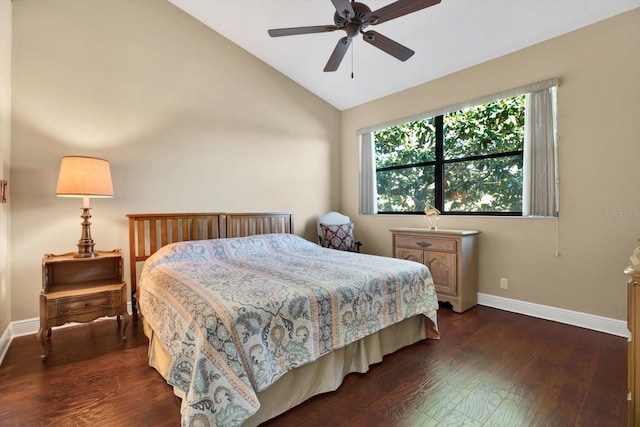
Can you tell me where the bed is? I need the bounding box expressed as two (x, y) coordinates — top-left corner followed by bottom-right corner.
(127, 212), (439, 427)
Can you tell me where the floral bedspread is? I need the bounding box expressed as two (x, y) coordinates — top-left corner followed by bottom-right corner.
(138, 233), (438, 427)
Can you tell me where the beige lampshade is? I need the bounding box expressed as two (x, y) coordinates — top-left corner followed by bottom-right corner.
(55, 156), (114, 198)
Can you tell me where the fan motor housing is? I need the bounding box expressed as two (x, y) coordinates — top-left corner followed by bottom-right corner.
(334, 2), (371, 29)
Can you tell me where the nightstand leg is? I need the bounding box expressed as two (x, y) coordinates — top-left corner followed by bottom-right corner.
(37, 325), (48, 360)
(38, 294), (49, 360)
(120, 312), (130, 341)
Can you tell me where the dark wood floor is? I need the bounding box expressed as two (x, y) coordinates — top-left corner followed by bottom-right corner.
(0, 304), (627, 426)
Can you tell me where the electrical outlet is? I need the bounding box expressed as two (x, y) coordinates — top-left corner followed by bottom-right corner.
(500, 278), (508, 289)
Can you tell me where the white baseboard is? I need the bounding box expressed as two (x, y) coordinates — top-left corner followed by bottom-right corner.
(478, 293), (629, 338)
(10, 317), (40, 338)
(0, 317), (40, 366)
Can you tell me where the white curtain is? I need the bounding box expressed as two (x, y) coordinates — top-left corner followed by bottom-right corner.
(523, 87), (558, 217)
(359, 132), (377, 215)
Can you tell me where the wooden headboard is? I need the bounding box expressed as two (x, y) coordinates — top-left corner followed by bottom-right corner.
(126, 212), (294, 316)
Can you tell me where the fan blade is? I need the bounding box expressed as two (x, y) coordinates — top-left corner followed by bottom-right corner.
(362, 31), (414, 61)
(268, 25), (338, 37)
(331, 0), (355, 19)
(324, 36), (352, 72)
(366, 0), (441, 25)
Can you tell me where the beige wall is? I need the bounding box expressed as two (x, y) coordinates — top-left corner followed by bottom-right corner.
(6, 1), (639, 326)
(10, 0), (340, 320)
(342, 9), (640, 321)
(0, 0), (12, 335)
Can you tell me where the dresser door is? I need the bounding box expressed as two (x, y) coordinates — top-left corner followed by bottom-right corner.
(396, 247), (424, 264)
(425, 251), (457, 296)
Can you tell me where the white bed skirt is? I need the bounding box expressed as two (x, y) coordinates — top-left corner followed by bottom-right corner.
(143, 314), (438, 426)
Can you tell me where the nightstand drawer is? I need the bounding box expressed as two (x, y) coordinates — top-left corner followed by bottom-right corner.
(51, 291), (119, 317)
(395, 235), (456, 253)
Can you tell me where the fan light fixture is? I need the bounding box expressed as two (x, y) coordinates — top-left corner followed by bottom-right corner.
(56, 156), (114, 258)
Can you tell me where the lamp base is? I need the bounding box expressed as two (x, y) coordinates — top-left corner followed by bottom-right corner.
(74, 207), (99, 258)
(74, 247), (98, 258)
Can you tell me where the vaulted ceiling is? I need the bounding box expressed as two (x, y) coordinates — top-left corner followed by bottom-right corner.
(169, 0), (639, 110)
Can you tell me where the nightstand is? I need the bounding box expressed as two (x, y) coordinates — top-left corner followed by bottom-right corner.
(391, 228), (479, 313)
(37, 249), (130, 360)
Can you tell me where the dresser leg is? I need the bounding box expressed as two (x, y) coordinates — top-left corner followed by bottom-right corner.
(452, 301), (462, 313)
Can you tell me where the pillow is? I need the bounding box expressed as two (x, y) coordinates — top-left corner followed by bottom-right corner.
(320, 222), (355, 251)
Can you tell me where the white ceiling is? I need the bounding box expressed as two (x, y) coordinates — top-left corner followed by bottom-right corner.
(169, 0), (639, 111)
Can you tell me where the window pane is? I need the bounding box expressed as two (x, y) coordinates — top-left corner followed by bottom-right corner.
(374, 118), (436, 168)
(376, 166), (435, 212)
(444, 156), (523, 213)
(443, 96), (525, 160)
(370, 93), (531, 215)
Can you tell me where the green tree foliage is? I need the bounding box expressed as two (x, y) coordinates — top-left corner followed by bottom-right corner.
(374, 95), (525, 214)
(375, 118), (436, 211)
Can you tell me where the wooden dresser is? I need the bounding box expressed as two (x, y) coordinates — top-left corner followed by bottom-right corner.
(626, 264), (640, 426)
(37, 249), (129, 360)
(391, 228), (479, 313)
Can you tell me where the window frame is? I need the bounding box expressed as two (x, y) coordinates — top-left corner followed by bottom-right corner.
(374, 100), (526, 216)
(358, 78), (559, 218)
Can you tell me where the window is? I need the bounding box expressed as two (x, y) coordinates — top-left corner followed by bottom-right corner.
(359, 80), (558, 217)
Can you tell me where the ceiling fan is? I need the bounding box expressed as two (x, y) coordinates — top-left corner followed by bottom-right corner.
(267, 0), (441, 72)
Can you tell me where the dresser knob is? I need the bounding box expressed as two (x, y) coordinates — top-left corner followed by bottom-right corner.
(416, 241), (432, 248)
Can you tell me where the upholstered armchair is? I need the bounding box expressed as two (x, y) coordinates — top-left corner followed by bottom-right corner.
(317, 211), (363, 253)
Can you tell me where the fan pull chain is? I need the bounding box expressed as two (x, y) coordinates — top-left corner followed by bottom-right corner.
(351, 42), (354, 79)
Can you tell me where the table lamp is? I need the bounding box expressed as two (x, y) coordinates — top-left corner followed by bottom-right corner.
(55, 156), (114, 258)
